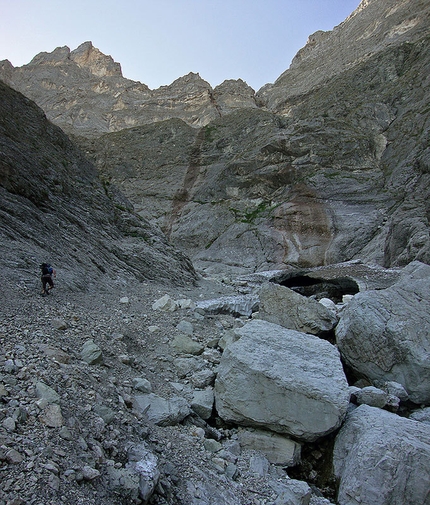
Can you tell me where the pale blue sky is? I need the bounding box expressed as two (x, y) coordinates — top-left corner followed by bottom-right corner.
(0, 0), (361, 91)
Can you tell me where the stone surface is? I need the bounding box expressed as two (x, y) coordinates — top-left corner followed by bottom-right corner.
(333, 405), (430, 505)
(170, 334), (204, 356)
(191, 388), (214, 420)
(81, 339), (103, 365)
(270, 479), (312, 505)
(238, 429), (301, 466)
(257, 0), (430, 109)
(1, 3), (429, 276)
(0, 80), (197, 288)
(152, 294), (178, 312)
(215, 319), (350, 441)
(195, 294), (259, 317)
(410, 407), (430, 425)
(354, 386), (388, 409)
(0, 41), (256, 137)
(0, 1), (429, 504)
(39, 404), (64, 427)
(35, 382), (60, 404)
(132, 377), (153, 393)
(336, 261), (430, 404)
(133, 393), (190, 426)
(127, 443), (160, 503)
(258, 282), (338, 336)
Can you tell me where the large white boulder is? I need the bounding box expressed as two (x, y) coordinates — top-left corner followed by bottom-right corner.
(214, 319), (349, 441)
(259, 282), (338, 336)
(336, 261), (430, 404)
(333, 405), (430, 505)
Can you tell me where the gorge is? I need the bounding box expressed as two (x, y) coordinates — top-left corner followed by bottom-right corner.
(1, 0), (430, 504)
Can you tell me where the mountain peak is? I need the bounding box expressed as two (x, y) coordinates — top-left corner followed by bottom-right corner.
(70, 41), (123, 78)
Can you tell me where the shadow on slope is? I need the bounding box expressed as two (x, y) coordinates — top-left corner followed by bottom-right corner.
(0, 81), (197, 292)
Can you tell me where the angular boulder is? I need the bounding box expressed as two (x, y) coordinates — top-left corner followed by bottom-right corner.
(238, 429), (301, 466)
(214, 319), (349, 441)
(333, 405), (430, 505)
(81, 339), (103, 365)
(191, 388), (214, 420)
(259, 282), (338, 336)
(196, 294), (259, 317)
(336, 261), (430, 404)
(133, 393), (189, 426)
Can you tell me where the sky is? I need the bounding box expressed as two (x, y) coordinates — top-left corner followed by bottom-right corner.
(0, 0), (361, 91)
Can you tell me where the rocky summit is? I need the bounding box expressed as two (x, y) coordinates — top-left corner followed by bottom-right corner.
(1, 0), (430, 504)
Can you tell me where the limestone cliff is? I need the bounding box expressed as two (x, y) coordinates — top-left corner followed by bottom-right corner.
(81, 35), (430, 274)
(256, 0), (430, 110)
(0, 41), (257, 137)
(0, 80), (197, 286)
(1, 0), (429, 274)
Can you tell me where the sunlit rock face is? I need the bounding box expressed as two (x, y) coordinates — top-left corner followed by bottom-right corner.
(256, 0), (430, 111)
(0, 42), (257, 137)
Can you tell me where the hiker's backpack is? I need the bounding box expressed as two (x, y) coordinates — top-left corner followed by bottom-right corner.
(41, 263), (53, 275)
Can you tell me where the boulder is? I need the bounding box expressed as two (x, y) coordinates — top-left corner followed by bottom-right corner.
(170, 334), (204, 355)
(93, 404), (116, 424)
(270, 479), (312, 505)
(41, 345), (71, 364)
(132, 377), (152, 393)
(39, 404), (64, 428)
(195, 294), (259, 317)
(173, 356), (207, 378)
(35, 382), (60, 405)
(191, 388), (214, 420)
(133, 393), (189, 426)
(152, 294), (178, 312)
(354, 386), (388, 409)
(190, 369), (216, 389)
(410, 407), (430, 425)
(176, 319), (194, 335)
(333, 405), (430, 505)
(336, 261), (430, 404)
(215, 319), (349, 441)
(81, 340), (103, 365)
(259, 282), (338, 336)
(127, 443), (160, 503)
(238, 429), (301, 466)
(382, 381), (409, 402)
(107, 443), (160, 503)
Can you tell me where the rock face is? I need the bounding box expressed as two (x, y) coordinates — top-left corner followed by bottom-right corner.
(0, 41), (257, 137)
(215, 319), (350, 441)
(82, 35), (429, 274)
(1, 1), (429, 274)
(333, 405), (430, 505)
(0, 80), (197, 287)
(336, 261), (430, 404)
(258, 282), (338, 336)
(1, 2), (429, 502)
(257, 0), (430, 110)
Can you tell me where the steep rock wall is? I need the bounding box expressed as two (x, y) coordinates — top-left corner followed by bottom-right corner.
(81, 37), (430, 273)
(1, 0), (429, 274)
(0, 42), (257, 137)
(0, 81), (197, 287)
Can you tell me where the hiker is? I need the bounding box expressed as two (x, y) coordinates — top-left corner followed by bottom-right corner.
(40, 263), (56, 295)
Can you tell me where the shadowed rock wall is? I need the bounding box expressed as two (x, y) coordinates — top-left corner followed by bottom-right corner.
(0, 81), (197, 288)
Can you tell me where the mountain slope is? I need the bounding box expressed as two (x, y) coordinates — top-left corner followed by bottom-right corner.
(0, 42), (257, 137)
(80, 35), (430, 274)
(0, 80), (197, 289)
(1, 0), (429, 275)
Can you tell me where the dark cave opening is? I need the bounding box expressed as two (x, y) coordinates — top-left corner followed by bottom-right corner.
(278, 275), (359, 304)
